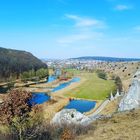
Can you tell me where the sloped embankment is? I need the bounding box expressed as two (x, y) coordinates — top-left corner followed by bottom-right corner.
(78, 109), (140, 140)
(78, 70), (140, 140)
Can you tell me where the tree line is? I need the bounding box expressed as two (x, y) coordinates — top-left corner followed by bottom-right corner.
(0, 47), (48, 82)
(21, 68), (49, 81)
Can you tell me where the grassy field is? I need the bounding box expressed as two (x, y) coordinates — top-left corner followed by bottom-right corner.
(65, 71), (116, 100)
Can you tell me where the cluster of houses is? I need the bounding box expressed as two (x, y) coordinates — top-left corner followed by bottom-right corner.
(45, 59), (103, 70)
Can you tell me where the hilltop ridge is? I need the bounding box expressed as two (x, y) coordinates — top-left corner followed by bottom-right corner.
(0, 47), (47, 82)
(71, 56), (140, 62)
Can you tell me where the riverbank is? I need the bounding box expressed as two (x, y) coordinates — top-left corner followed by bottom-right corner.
(43, 97), (69, 121)
(51, 76), (86, 97)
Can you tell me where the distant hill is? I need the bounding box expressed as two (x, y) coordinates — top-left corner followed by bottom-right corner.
(71, 56), (140, 62)
(0, 47), (47, 82)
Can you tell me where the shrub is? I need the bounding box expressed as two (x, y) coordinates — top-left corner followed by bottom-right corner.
(96, 70), (107, 80)
(21, 68), (48, 81)
(36, 68), (48, 79)
(0, 90), (33, 140)
(23, 123), (93, 140)
(110, 74), (116, 80)
(115, 76), (122, 92)
(61, 128), (74, 140)
(0, 90), (93, 140)
(0, 90), (32, 124)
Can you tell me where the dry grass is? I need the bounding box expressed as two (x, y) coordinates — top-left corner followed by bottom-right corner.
(43, 98), (69, 121)
(100, 98), (121, 115)
(77, 109), (140, 140)
(101, 61), (140, 91)
(0, 125), (10, 134)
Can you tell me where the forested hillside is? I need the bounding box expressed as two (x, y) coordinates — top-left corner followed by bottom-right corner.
(0, 47), (47, 82)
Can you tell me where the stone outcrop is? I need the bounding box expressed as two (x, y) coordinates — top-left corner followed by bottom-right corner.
(110, 92), (114, 101)
(52, 109), (92, 126)
(118, 70), (140, 111)
(114, 90), (121, 99)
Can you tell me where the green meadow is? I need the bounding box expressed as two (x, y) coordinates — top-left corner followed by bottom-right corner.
(65, 71), (116, 100)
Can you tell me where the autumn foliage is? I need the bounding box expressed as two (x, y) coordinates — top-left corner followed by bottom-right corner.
(0, 90), (32, 124)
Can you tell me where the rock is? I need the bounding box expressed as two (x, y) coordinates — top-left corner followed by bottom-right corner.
(52, 109), (92, 126)
(110, 92), (114, 101)
(118, 70), (140, 111)
(114, 90), (121, 99)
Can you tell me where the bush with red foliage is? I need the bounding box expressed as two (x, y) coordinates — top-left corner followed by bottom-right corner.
(0, 90), (32, 124)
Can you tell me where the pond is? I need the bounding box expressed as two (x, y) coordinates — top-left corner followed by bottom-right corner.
(47, 76), (56, 83)
(64, 99), (96, 113)
(29, 93), (50, 105)
(52, 77), (80, 92)
(29, 77), (80, 105)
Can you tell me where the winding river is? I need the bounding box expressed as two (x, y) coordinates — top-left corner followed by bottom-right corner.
(30, 76), (96, 113)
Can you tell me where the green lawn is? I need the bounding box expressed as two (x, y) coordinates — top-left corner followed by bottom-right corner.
(65, 72), (116, 100)
(65, 68), (82, 75)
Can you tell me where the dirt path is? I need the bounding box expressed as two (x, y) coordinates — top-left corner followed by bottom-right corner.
(88, 99), (110, 119)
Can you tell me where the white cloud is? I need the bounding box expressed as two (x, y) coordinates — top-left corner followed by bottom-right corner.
(57, 34), (91, 44)
(57, 32), (103, 45)
(65, 14), (105, 28)
(114, 5), (132, 11)
(56, 14), (106, 47)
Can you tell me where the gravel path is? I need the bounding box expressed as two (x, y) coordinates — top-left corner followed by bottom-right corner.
(88, 99), (110, 120)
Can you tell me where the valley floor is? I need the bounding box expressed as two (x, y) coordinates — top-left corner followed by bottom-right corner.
(64, 72), (116, 100)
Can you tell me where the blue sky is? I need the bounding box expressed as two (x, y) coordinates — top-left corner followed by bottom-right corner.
(0, 0), (140, 59)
